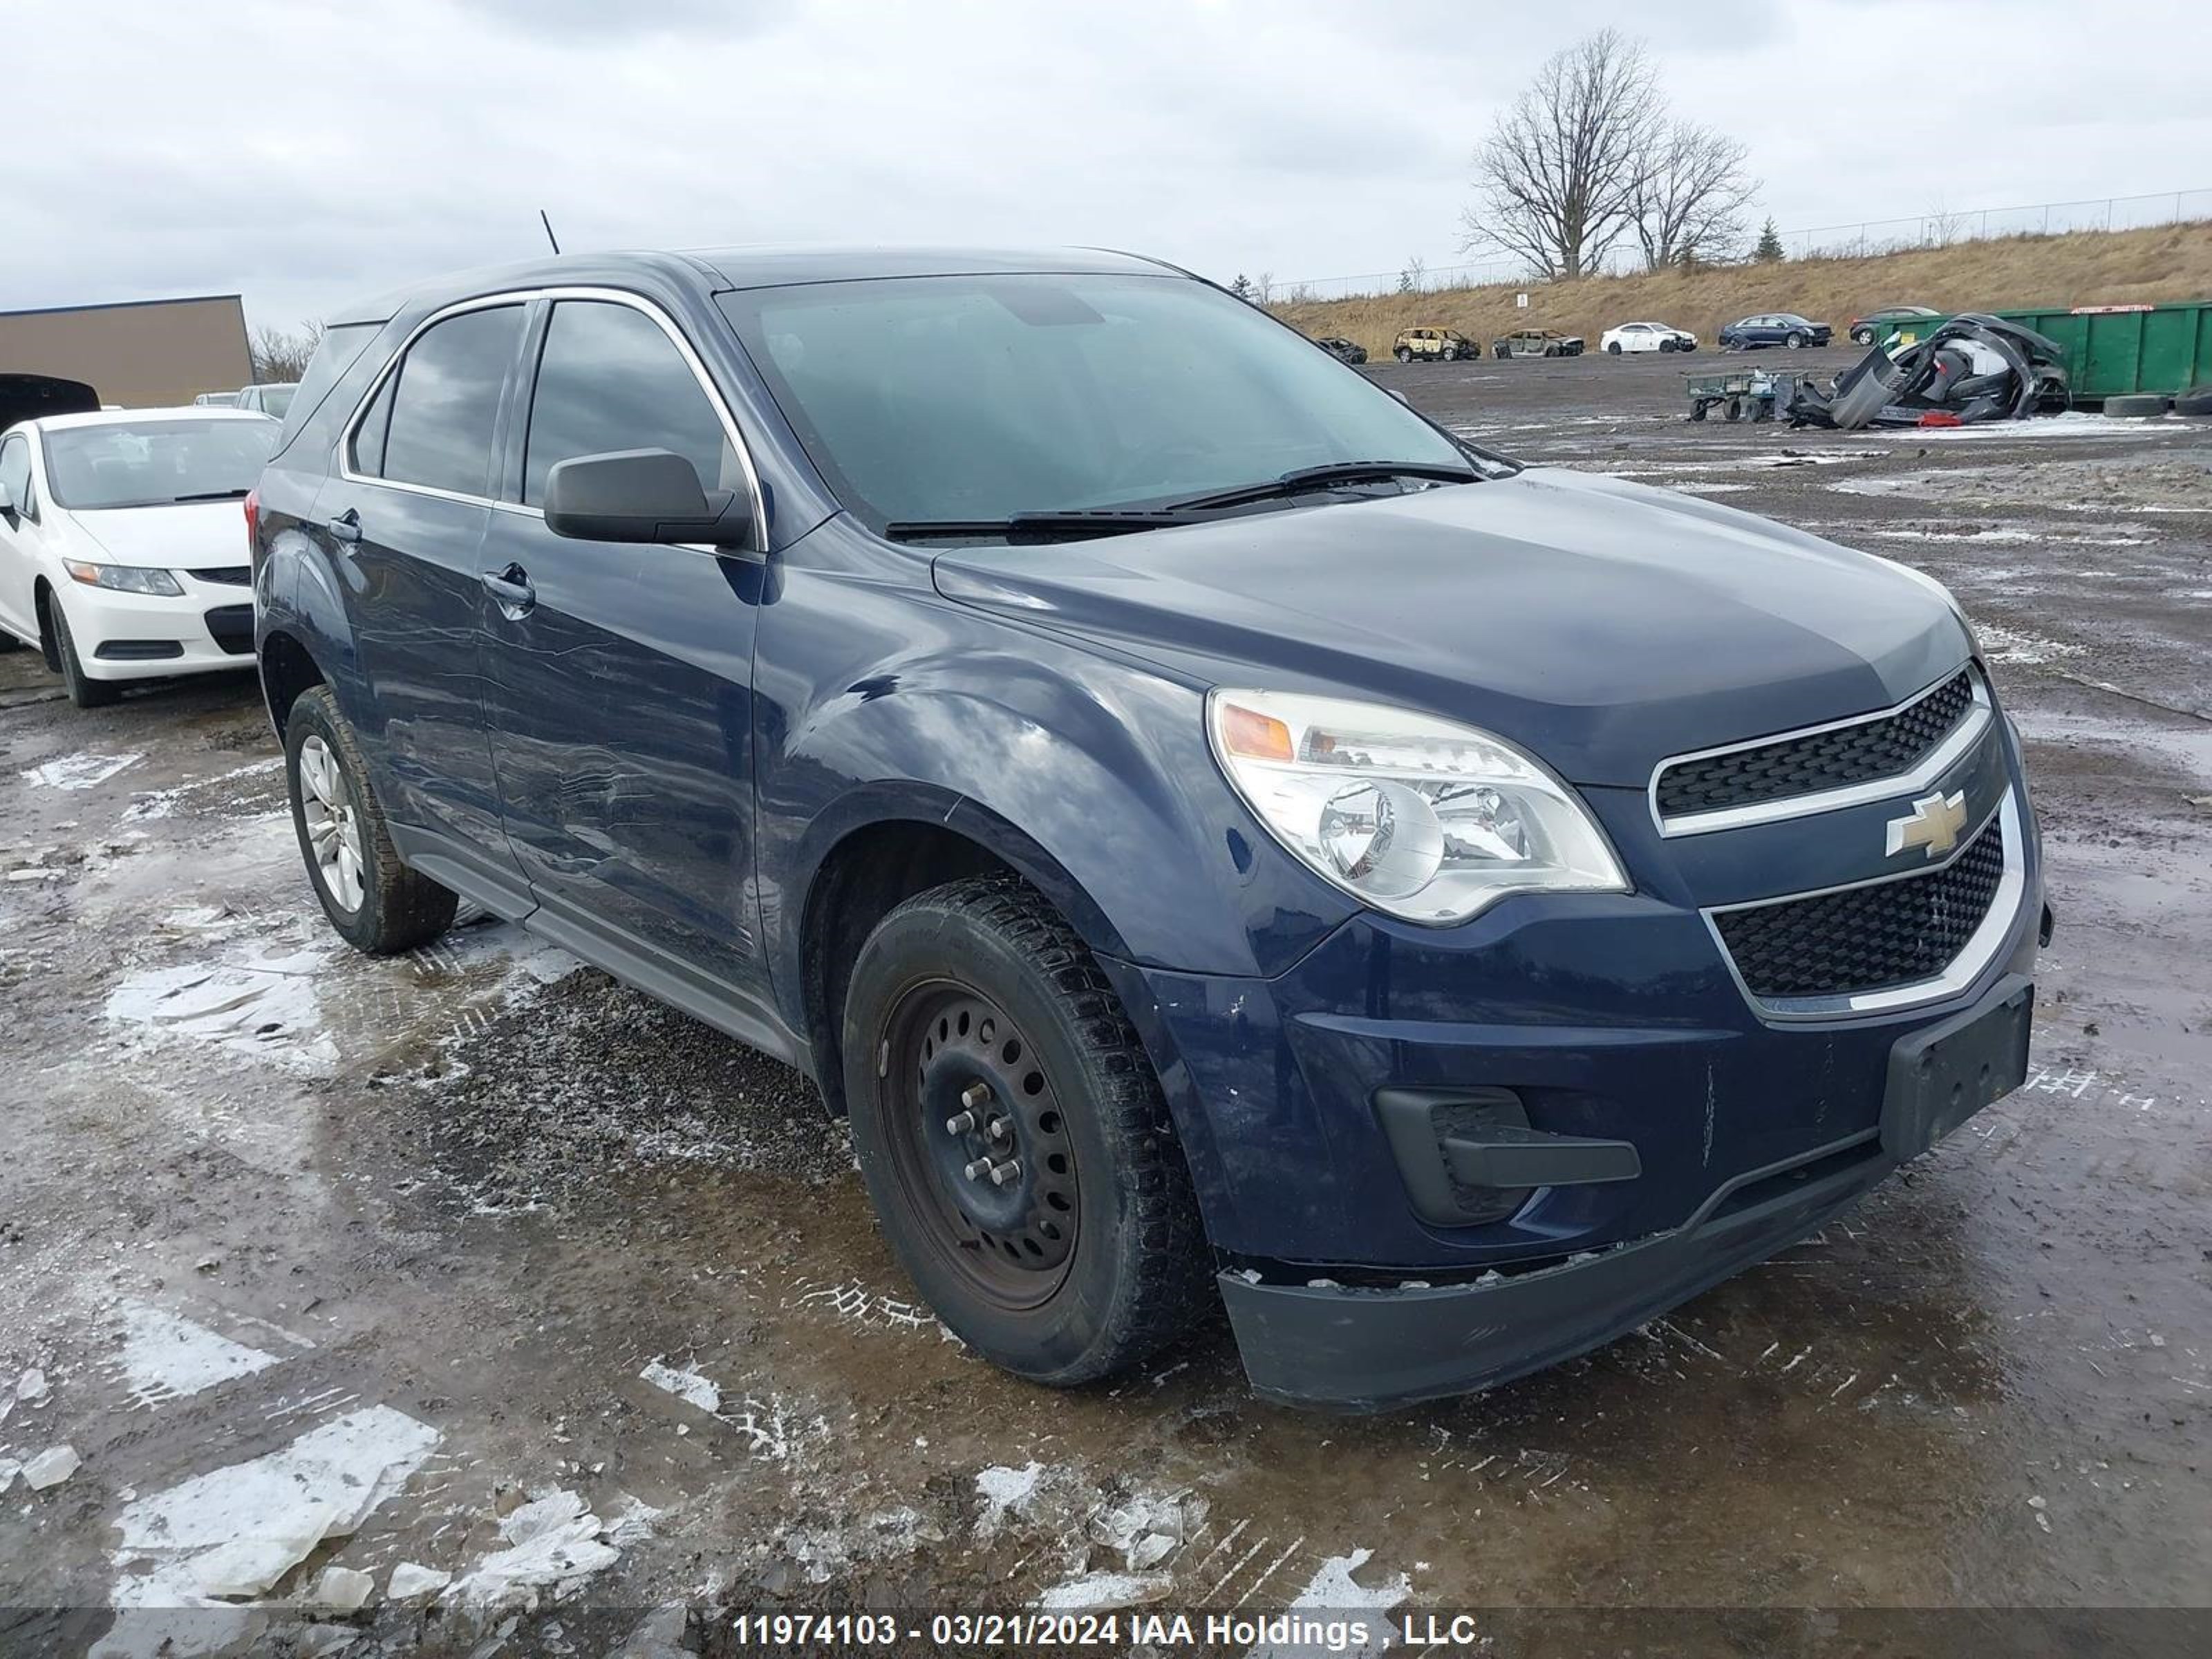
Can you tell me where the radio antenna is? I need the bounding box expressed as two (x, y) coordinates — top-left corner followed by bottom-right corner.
(539, 209), (561, 256)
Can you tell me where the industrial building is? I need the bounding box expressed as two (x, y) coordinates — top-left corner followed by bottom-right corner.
(0, 293), (252, 408)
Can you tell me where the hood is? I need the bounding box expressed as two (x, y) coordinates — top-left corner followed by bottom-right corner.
(68, 502), (252, 569)
(931, 469), (1969, 787)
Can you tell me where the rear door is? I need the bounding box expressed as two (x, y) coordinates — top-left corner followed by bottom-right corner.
(321, 301), (529, 901)
(476, 294), (771, 1002)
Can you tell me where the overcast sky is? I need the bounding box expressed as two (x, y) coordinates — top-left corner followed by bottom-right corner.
(10, 0), (2206, 334)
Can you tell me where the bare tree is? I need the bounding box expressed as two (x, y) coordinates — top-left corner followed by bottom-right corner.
(1631, 120), (1757, 270)
(1396, 255), (1427, 294)
(1459, 29), (1660, 279)
(1251, 271), (1274, 305)
(250, 321), (324, 384)
(1924, 203), (1969, 248)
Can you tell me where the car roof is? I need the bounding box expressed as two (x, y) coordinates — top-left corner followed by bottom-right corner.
(331, 245), (1187, 326)
(30, 406), (277, 434)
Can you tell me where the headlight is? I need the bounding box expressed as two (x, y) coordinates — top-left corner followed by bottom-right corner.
(1207, 689), (1628, 924)
(63, 560), (182, 597)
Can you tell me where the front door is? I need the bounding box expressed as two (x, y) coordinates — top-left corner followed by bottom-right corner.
(0, 431), (41, 644)
(477, 296), (769, 1002)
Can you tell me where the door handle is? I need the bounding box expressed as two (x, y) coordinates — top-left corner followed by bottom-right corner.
(481, 563), (535, 614)
(326, 507), (362, 544)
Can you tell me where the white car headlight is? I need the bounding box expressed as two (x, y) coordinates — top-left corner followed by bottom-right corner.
(64, 560), (182, 597)
(1207, 689), (1628, 925)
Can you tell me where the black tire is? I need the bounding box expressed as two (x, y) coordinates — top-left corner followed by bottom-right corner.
(283, 685), (457, 955)
(1785, 331), (1806, 350)
(2174, 384), (2212, 418)
(2105, 394), (2168, 419)
(1725, 397), (1745, 422)
(842, 876), (1210, 1387)
(1657, 338), (1675, 353)
(1690, 401), (1709, 422)
(1606, 341), (1622, 355)
(1394, 346), (1411, 364)
(51, 602), (120, 709)
(1851, 327), (1875, 346)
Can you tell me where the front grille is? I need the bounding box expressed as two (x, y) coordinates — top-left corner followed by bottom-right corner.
(1714, 809), (2007, 1000)
(1658, 668), (1976, 819)
(203, 603), (254, 656)
(188, 565), (251, 585)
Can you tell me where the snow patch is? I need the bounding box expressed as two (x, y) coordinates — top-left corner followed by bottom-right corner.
(104, 946), (341, 1074)
(639, 1356), (721, 1415)
(21, 751), (143, 791)
(118, 1302), (282, 1405)
(449, 1489), (624, 1609)
(1031, 1569), (1174, 1611)
(1248, 1548), (1412, 1659)
(102, 1405), (440, 1627)
(975, 1461), (1047, 1533)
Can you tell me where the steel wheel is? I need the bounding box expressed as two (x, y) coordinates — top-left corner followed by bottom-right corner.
(298, 733), (365, 913)
(879, 979), (1078, 1310)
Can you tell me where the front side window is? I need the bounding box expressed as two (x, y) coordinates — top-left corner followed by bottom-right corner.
(523, 301), (736, 507)
(377, 305), (523, 498)
(719, 272), (1471, 529)
(40, 420), (277, 512)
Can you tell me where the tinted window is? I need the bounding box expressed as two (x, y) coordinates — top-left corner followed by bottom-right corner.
(380, 306), (523, 497)
(42, 419), (278, 511)
(721, 272), (1469, 528)
(350, 372), (396, 478)
(523, 301), (735, 507)
(281, 322), (382, 449)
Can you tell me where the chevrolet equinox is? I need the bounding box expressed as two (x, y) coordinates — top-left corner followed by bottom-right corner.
(249, 248), (2046, 1409)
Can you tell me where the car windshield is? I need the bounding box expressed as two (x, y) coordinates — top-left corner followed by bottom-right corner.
(718, 272), (1481, 530)
(43, 419), (278, 510)
(252, 386), (297, 418)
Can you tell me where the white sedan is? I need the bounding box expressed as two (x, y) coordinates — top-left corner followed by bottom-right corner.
(1600, 321), (1698, 355)
(0, 408), (278, 708)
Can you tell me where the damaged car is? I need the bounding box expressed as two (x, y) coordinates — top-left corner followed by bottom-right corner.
(1788, 312), (2070, 430)
(1492, 328), (1584, 359)
(252, 247), (2046, 1410)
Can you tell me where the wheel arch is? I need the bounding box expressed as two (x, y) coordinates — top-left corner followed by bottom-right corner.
(32, 576), (61, 672)
(794, 793), (1132, 1120)
(258, 626), (328, 738)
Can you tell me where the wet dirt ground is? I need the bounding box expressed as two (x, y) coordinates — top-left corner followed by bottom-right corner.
(1, 353), (2207, 1656)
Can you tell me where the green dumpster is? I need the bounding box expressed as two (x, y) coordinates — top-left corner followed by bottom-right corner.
(1882, 301), (2212, 402)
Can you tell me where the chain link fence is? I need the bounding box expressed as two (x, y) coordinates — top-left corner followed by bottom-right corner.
(1270, 187), (2212, 303)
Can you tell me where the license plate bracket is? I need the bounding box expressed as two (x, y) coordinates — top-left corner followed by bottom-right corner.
(1881, 975), (2034, 1161)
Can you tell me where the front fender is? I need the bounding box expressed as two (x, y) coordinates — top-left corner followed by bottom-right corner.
(753, 530), (1355, 1029)
(257, 518), (371, 732)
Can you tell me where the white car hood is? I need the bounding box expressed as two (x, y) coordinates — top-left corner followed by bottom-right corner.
(68, 502), (252, 570)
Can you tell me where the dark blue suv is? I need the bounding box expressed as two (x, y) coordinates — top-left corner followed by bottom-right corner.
(249, 248), (2045, 1409)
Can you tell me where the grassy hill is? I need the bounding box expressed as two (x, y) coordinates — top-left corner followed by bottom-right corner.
(1271, 222), (2212, 357)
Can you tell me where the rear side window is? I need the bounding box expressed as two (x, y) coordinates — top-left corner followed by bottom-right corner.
(522, 301), (735, 507)
(276, 322), (380, 451)
(378, 306), (523, 498)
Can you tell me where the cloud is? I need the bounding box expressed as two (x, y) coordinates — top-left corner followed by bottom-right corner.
(5, 0), (2204, 334)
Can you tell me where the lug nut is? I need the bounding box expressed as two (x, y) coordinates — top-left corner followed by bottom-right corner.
(961, 1082), (993, 1109)
(945, 1110), (977, 1134)
(987, 1116), (1012, 1142)
(964, 1159), (993, 1181)
(988, 1158), (1022, 1188)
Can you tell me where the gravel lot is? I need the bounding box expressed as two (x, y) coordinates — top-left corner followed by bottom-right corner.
(3, 352), (2208, 1656)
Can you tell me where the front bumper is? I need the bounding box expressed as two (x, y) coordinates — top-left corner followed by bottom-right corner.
(1224, 1125), (1891, 1410)
(59, 579), (256, 681)
(1103, 720), (2045, 1407)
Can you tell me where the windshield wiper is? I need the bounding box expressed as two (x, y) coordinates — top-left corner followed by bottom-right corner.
(1162, 460), (1479, 513)
(171, 489), (252, 503)
(885, 509), (1210, 545)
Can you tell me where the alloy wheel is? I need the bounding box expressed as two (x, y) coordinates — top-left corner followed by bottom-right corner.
(299, 734), (366, 912)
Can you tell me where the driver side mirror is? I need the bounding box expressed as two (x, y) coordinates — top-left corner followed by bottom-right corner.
(543, 449), (753, 549)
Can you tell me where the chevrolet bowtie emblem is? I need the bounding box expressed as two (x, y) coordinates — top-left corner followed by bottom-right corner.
(1886, 789), (1968, 859)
